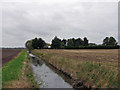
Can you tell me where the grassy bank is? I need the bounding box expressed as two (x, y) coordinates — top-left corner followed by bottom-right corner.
(2, 50), (38, 88)
(2, 50), (25, 87)
(25, 52), (39, 88)
(32, 49), (118, 88)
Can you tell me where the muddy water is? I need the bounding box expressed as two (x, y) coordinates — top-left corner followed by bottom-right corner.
(29, 53), (74, 88)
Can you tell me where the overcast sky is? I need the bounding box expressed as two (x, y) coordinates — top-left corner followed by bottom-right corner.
(1, 0), (119, 47)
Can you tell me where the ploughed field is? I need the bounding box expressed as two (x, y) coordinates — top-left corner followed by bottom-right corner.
(2, 49), (21, 65)
(32, 49), (118, 88)
(37, 49), (118, 62)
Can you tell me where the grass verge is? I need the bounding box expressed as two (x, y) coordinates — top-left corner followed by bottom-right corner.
(2, 50), (25, 87)
(2, 49), (38, 88)
(32, 49), (118, 88)
(24, 51), (39, 88)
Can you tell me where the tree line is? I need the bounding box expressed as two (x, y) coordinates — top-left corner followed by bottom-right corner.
(25, 36), (119, 50)
(51, 36), (89, 49)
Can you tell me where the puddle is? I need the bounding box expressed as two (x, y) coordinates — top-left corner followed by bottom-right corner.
(29, 53), (74, 88)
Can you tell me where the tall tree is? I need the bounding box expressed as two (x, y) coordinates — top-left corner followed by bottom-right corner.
(62, 39), (67, 46)
(51, 36), (61, 49)
(103, 37), (109, 45)
(61, 39), (67, 49)
(109, 37), (117, 45)
(83, 37), (89, 46)
(32, 37), (46, 49)
(74, 38), (83, 48)
(72, 38), (76, 47)
(103, 37), (117, 46)
(67, 39), (74, 48)
(32, 38), (38, 49)
(38, 38), (46, 49)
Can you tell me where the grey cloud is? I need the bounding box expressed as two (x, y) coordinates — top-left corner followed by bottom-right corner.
(2, 1), (118, 47)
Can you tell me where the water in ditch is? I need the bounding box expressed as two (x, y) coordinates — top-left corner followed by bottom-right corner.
(29, 53), (74, 88)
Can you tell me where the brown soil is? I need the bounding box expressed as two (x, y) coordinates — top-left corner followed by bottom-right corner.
(2, 49), (21, 65)
(39, 49), (118, 63)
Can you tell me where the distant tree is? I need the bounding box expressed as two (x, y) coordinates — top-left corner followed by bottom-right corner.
(62, 39), (67, 46)
(74, 38), (83, 48)
(32, 37), (46, 49)
(103, 37), (109, 46)
(72, 38), (76, 47)
(51, 36), (61, 49)
(58, 39), (66, 49)
(38, 38), (46, 49)
(83, 37), (89, 46)
(109, 37), (117, 45)
(60, 42), (65, 49)
(89, 43), (97, 46)
(32, 38), (38, 49)
(67, 39), (74, 48)
(25, 40), (33, 51)
(103, 37), (117, 46)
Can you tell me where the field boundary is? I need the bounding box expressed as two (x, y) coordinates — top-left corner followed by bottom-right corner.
(2, 50), (39, 88)
(2, 50), (22, 65)
(2, 50), (25, 87)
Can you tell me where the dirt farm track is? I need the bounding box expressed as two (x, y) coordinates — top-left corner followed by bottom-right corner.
(2, 49), (21, 65)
